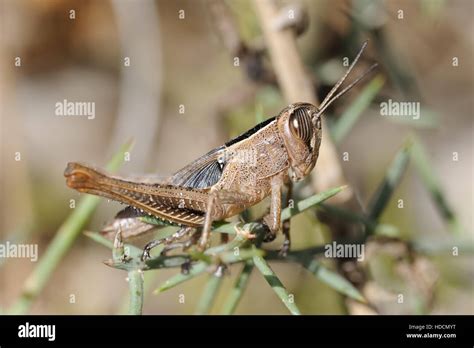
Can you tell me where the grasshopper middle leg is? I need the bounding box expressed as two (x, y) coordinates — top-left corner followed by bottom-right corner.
(141, 226), (195, 260)
(262, 173), (285, 241)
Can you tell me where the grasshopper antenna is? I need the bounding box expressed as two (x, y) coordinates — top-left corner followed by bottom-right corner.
(316, 62), (378, 117)
(317, 40), (373, 114)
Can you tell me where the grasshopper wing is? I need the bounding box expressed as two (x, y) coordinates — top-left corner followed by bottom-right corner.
(169, 146), (227, 189)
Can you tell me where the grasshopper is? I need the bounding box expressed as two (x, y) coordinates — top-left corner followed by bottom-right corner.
(64, 41), (377, 261)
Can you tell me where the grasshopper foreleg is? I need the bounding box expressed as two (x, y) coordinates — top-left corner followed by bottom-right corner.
(280, 181), (293, 257)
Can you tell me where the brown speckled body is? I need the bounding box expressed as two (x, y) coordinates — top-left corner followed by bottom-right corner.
(64, 102), (321, 229)
(211, 119), (291, 219)
(64, 41), (375, 253)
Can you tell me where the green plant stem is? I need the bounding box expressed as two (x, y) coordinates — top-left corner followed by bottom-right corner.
(84, 231), (114, 249)
(128, 270), (144, 315)
(194, 273), (224, 315)
(367, 140), (411, 224)
(303, 259), (366, 303)
(8, 141), (132, 314)
(221, 260), (254, 315)
(118, 271), (153, 314)
(281, 186), (346, 221)
(253, 254), (301, 315)
(155, 262), (208, 293)
(410, 136), (462, 234)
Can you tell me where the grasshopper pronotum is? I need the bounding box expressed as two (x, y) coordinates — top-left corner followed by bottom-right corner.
(64, 41), (377, 261)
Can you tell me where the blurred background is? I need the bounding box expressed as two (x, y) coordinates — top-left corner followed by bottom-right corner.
(0, 0), (472, 314)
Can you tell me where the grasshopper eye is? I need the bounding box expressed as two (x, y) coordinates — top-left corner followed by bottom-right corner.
(289, 108), (313, 145)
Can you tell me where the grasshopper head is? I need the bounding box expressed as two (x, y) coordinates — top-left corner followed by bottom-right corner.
(276, 42), (377, 181)
(278, 102), (322, 181)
